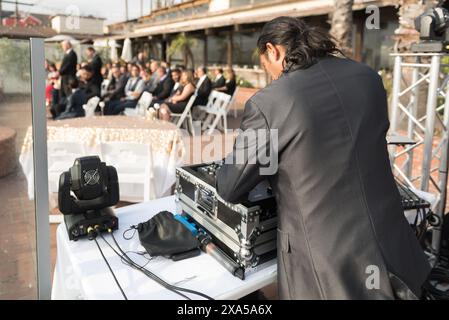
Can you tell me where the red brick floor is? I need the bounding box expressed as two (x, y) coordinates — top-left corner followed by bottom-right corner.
(0, 95), (38, 299)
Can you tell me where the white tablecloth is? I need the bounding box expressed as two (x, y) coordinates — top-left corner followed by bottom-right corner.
(51, 196), (277, 300)
(19, 116), (185, 202)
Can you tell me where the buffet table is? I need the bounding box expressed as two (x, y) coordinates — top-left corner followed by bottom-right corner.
(51, 196), (277, 300)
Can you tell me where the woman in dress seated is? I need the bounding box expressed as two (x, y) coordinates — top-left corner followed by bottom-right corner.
(159, 70), (195, 121)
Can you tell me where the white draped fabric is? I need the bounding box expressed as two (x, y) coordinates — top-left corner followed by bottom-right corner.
(51, 196), (277, 300)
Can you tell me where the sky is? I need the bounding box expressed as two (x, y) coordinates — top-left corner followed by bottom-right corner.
(1, 0), (151, 24)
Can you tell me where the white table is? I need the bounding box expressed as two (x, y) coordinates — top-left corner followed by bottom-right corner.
(51, 196), (277, 300)
(19, 116), (185, 202)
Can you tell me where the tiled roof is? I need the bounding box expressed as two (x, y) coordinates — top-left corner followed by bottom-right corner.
(0, 25), (57, 39)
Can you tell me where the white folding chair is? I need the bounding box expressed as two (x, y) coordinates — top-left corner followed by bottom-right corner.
(101, 79), (110, 97)
(124, 92), (153, 117)
(198, 91), (232, 135)
(171, 94), (197, 136)
(100, 142), (154, 202)
(82, 96), (100, 118)
(47, 141), (87, 194)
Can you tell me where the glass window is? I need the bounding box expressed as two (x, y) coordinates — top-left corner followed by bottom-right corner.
(0, 37), (37, 300)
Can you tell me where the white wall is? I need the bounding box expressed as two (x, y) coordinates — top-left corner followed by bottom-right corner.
(209, 0), (230, 12)
(51, 16), (104, 36)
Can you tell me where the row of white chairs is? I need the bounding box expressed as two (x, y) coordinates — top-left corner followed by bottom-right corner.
(47, 141), (155, 203)
(82, 86), (239, 136)
(172, 88), (239, 135)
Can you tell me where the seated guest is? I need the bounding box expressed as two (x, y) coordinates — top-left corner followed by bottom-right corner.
(102, 65), (127, 102)
(215, 68), (237, 96)
(79, 65), (100, 100)
(46, 62), (59, 107)
(169, 68), (182, 97)
(51, 66), (96, 119)
(141, 68), (153, 92)
(193, 66), (212, 106)
(150, 68), (182, 108)
(146, 60), (160, 93)
(212, 68), (226, 89)
(56, 78), (87, 120)
(151, 66), (174, 101)
(120, 64), (129, 80)
(159, 70), (196, 121)
(104, 64), (144, 115)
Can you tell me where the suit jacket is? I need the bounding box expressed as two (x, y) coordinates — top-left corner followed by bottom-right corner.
(194, 76), (212, 106)
(152, 75), (175, 100)
(216, 56), (431, 300)
(146, 73), (159, 94)
(105, 75), (127, 101)
(64, 89), (87, 117)
(225, 78), (236, 96)
(212, 75), (226, 89)
(89, 54), (103, 88)
(59, 50), (78, 97)
(81, 79), (100, 100)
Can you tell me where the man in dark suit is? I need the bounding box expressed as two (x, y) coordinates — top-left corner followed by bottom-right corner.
(212, 68), (226, 89)
(86, 46), (103, 93)
(150, 66), (174, 101)
(216, 17), (430, 300)
(193, 66), (212, 106)
(79, 65), (100, 101)
(58, 40), (77, 100)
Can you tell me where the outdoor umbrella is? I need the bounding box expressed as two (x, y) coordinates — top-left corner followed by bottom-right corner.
(45, 35), (79, 44)
(121, 38), (133, 62)
(109, 39), (119, 63)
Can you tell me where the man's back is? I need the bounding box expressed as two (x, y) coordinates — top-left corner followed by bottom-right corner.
(218, 56), (430, 299)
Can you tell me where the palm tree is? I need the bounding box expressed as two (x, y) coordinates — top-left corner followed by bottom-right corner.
(330, 0), (354, 57)
(168, 33), (196, 68)
(395, 0), (439, 52)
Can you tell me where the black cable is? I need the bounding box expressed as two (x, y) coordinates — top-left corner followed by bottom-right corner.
(103, 233), (191, 300)
(98, 231), (211, 300)
(93, 237), (128, 300)
(104, 231), (213, 300)
(109, 232), (213, 300)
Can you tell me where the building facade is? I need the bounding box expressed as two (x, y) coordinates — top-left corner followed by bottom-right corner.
(103, 0), (402, 87)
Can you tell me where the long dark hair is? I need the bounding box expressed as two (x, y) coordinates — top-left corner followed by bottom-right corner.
(257, 17), (341, 72)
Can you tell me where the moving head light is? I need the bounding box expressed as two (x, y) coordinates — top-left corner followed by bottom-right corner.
(412, 6), (449, 53)
(59, 156), (119, 240)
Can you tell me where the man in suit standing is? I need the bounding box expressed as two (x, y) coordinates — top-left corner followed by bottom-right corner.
(85, 46), (103, 93)
(212, 68), (226, 89)
(216, 17), (431, 300)
(194, 66), (212, 106)
(58, 40), (77, 100)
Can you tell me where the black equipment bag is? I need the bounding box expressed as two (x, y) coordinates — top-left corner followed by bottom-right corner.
(136, 211), (199, 258)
